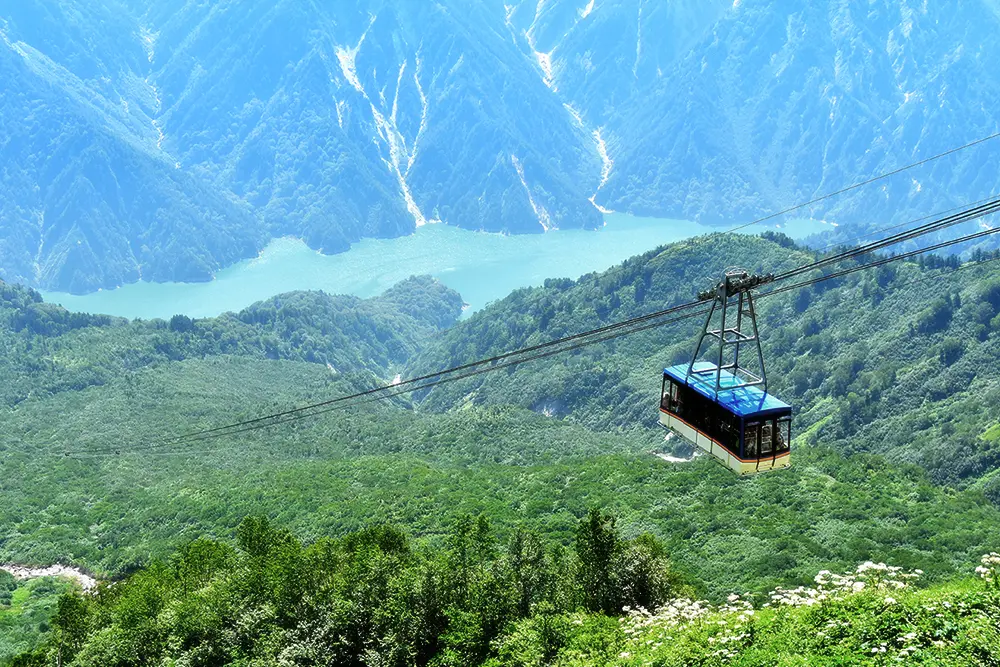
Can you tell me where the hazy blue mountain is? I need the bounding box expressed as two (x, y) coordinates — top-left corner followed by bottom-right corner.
(523, 0), (1000, 229)
(1, 0), (998, 293)
(0, 1), (264, 293)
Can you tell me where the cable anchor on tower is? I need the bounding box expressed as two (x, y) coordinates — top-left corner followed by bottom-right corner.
(688, 269), (772, 396)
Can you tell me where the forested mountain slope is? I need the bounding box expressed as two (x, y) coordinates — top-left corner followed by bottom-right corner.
(3, 0), (1000, 292)
(2, 235), (1000, 588)
(0, 275), (462, 406)
(410, 233), (1000, 489)
(4, 234), (1000, 662)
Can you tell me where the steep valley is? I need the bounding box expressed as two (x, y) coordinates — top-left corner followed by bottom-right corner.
(2, 0), (1000, 293)
(4, 1), (1000, 662)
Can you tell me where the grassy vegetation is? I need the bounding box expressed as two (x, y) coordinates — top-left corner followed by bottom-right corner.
(1, 351), (999, 599)
(0, 575), (71, 664)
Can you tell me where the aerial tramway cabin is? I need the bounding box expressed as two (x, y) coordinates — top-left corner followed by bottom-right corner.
(658, 269), (792, 475)
(660, 362), (791, 475)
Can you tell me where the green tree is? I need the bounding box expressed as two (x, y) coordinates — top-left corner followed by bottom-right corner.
(507, 528), (550, 617)
(575, 509), (622, 614)
(52, 593), (90, 666)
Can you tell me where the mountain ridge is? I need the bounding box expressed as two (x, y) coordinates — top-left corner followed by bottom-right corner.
(2, 0), (999, 296)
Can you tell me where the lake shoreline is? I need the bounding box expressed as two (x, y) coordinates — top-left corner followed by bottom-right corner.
(40, 214), (829, 321)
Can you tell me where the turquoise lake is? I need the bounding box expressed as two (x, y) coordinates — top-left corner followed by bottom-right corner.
(41, 214), (831, 320)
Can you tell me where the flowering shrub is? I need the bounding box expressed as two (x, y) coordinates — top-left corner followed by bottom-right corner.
(597, 558), (1000, 666)
(975, 552), (1000, 589)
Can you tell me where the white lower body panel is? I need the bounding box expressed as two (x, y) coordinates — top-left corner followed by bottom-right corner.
(659, 410), (790, 475)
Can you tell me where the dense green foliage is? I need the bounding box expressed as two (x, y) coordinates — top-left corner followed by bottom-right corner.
(7, 344), (1000, 599)
(6, 513), (683, 666)
(0, 576), (69, 663)
(410, 234), (1000, 487)
(3, 233), (1000, 662)
(9, 519), (1000, 666)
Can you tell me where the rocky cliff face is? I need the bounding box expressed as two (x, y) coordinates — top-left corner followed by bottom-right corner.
(1, 0), (998, 292)
(516, 0), (1000, 225)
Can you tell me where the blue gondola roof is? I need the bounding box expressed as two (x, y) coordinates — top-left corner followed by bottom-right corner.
(663, 362), (791, 417)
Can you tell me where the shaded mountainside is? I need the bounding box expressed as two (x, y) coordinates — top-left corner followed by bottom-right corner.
(3, 0), (1000, 292)
(511, 0), (1000, 229)
(408, 233), (1000, 489)
(0, 21), (263, 293)
(143, 0), (603, 237)
(0, 0), (602, 293)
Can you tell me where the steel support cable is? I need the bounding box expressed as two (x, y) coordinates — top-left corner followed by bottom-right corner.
(75, 169), (1000, 453)
(808, 193), (1000, 255)
(63, 308), (713, 458)
(123, 136), (1000, 449)
(157, 195), (992, 449)
(761, 224), (1000, 299)
(722, 132), (1000, 234)
(65, 237), (1000, 460)
(771, 197), (1000, 283)
(143, 297), (709, 448)
(164, 230), (1000, 455)
(65, 201), (1000, 457)
(65, 258), (1000, 460)
(38, 134), (1000, 458)
(59, 228), (1000, 460)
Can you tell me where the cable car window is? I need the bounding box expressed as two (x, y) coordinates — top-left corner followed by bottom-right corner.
(776, 418), (791, 454)
(674, 383), (693, 422)
(760, 421), (774, 455)
(745, 422), (759, 458)
(715, 408), (739, 455)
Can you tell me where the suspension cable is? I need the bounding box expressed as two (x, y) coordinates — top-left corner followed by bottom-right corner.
(723, 131), (1000, 233)
(773, 196), (1000, 282)
(48, 144), (1000, 458)
(61, 222), (1000, 459)
(148, 197), (997, 451)
(807, 193), (1000, 255)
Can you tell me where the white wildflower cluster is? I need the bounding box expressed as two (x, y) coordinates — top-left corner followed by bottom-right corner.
(620, 596), (755, 663)
(815, 617), (850, 639)
(766, 562), (922, 608)
(621, 599), (711, 635)
(768, 562), (952, 664)
(852, 561), (922, 590)
(768, 585), (828, 607)
(617, 562), (926, 662)
(975, 552), (1000, 585)
(894, 631), (921, 660)
(707, 594), (756, 661)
